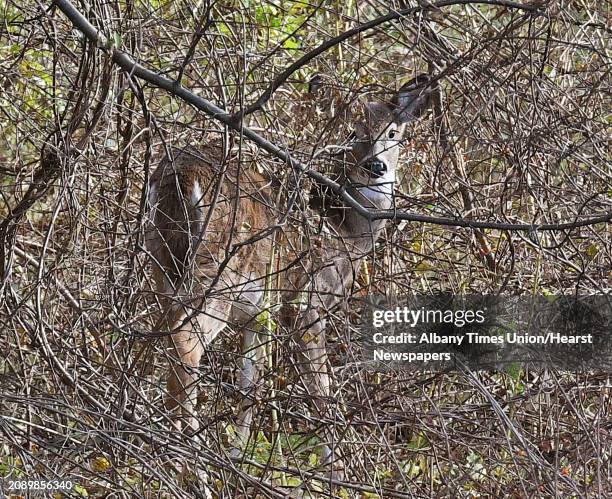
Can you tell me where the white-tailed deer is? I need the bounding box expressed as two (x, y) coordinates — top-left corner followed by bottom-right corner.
(146, 74), (432, 473)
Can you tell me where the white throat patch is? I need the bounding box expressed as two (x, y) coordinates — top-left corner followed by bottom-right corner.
(357, 170), (395, 208)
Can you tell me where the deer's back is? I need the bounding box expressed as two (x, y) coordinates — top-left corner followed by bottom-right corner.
(147, 144), (358, 323)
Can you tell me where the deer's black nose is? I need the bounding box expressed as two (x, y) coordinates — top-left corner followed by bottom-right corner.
(367, 159), (387, 178)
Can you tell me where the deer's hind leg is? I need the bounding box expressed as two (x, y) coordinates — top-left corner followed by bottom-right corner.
(163, 296), (231, 433)
(231, 326), (267, 456)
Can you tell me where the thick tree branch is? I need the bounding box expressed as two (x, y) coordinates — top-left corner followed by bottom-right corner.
(52, 0), (611, 232)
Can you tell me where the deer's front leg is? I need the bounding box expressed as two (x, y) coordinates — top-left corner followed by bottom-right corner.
(289, 257), (354, 477)
(294, 308), (343, 476)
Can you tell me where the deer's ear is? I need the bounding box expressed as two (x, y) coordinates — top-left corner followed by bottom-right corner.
(391, 74), (433, 124)
(307, 73), (326, 96)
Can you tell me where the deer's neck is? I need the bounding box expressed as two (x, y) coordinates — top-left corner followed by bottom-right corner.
(328, 183), (392, 257)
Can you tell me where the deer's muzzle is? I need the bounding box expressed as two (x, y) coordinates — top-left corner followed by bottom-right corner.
(366, 159), (387, 178)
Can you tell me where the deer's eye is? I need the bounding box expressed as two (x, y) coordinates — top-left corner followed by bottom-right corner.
(388, 129), (397, 139)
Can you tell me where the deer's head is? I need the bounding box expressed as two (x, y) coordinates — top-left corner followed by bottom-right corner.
(342, 74), (432, 207)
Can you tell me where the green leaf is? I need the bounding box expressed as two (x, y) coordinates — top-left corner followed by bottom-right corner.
(73, 484), (89, 497)
(283, 37), (300, 49)
(505, 362), (522, 382)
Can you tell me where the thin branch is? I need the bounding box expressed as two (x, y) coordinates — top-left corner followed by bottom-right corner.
(233, 0), (545, 118)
